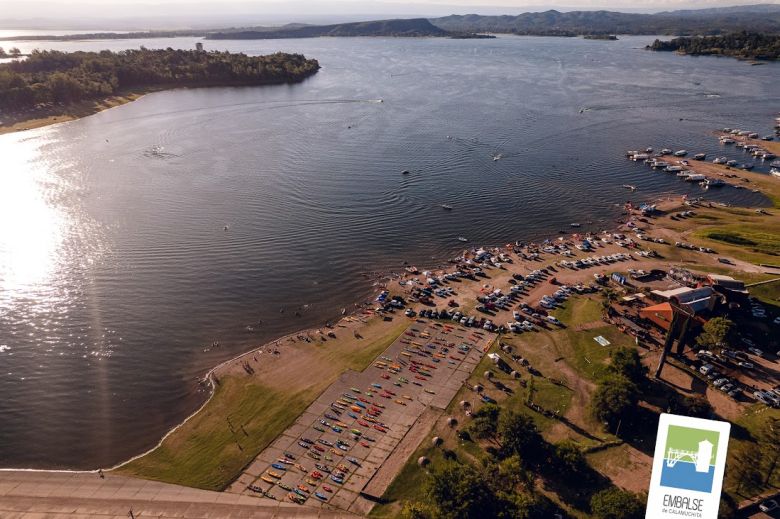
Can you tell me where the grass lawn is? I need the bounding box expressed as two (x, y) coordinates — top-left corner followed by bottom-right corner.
(117, 380), (314, 490)
(118, 317), (409, 490)
(723, 405), (780, 500)
(553, 296), (603, 328)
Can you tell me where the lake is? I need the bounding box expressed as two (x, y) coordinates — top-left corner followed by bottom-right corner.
(0, 34), (777, 469)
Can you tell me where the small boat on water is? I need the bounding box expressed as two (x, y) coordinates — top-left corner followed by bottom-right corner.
(660, 148), (673, 155)
(441, 204), (453, 210)
(726, 160), (739, 167)
(770, 160), (780, 168)
(622, 184), (637, 191)
(645, 147), (654, 153)
(492, 154), (503, 161)
(570, 223), (581, 228)
(665, 166), (684, 173)
(685, 174), (706, 182)
(674, 150), (688, 157)
(693, 153), (706, 160)
(719, 137), (735, 144)
(457, 236), (468, 242)
(741, 163), (754, 170)
(702, 178), (725, 188)
(771, 168), (780, 178)
(401, 170), (410, 175)
(712, 157), (727, 165)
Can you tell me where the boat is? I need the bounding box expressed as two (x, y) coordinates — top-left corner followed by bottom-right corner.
(401, 170), (410, 175)
(702, 178), (724, 187)
(645, 147), (654, 153)
(771, 168), (780, 178)
(660, 148), (673, 155)
(622, 184), (637, 191)
(673, 150), (688, 157)
(665, 166), (683, 173)
(726, 160), (739, 167)
(457, 236), (468, 242)
(693, 153), (706, 160)
(719, 137), (735, 144)
(441, 204), (453, 210)
(763, 153), (777, 160)
(685, 174), (706, 182)
(492, 153), (502, 161)
(712, 157), (727, 165)
(630, 153), (649, 161)
(770, 160), (780, 168)
(741, 163), (754, 170)
(570, 223), (581, 228)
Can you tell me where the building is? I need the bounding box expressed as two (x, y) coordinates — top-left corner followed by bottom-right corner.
(650, 286), (718, 315)
(705, 274), (749, 305)
(640, 302), (674, 332)
(195, 42), (204, 51)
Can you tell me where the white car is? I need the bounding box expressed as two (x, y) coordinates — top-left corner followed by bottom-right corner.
(759, 499), (778, 513)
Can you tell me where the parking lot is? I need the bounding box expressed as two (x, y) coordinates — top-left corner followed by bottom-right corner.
(227, 321), (494, 514)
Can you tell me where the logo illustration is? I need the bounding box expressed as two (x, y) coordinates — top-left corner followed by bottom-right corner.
(646, 414), (730, 519)
(660, 425), (720, 493)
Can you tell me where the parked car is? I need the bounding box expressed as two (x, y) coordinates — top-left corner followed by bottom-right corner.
(748, 347), (764, 357)
(759, 499), (778, 513)
(738, 361), (755, 370)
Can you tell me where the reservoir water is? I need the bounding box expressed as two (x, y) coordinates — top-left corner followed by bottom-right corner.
(0, 34), (778, 469)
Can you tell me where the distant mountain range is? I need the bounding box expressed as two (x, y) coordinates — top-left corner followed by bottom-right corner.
(3, 4), (780, 42)
(207, 18), (449, 39)
(431, 4), (780, 36)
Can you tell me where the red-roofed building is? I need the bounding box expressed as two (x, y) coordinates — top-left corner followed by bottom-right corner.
(640, 302), (674, 332)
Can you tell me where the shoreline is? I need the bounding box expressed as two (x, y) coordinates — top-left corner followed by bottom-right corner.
(0, 184), (772, 476)
(0, 89), (158, 136)
(2, 125), (778, 486)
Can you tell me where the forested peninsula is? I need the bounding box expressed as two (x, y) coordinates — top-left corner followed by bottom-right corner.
(647, 32), (780, 60)
(0, 48), (319, 133)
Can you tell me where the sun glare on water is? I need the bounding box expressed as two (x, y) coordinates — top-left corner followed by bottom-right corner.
(0, 133), (67, 303)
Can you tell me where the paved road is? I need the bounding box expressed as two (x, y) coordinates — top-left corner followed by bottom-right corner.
(0, 470), (357, 518)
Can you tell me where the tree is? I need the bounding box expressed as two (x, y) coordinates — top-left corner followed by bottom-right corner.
(609, 347), (647, 386)
(554, 440), (588, 480)
(591, 374), (638, 433)
(497, 410), (546, 463)
(0, 47), (6, 58)
(9, 47), (21, 57)
(426, 462), (497, 519)
(590, 487), (645, 519)
(674, 395), (712, 419)
(468, 403), (500, 442)
(695, 317), (736, 352)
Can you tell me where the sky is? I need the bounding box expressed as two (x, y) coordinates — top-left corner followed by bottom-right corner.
(0, 0), (778, 29)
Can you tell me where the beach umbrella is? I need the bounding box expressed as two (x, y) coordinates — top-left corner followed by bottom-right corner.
(459, 400), (470, 409)
(473, 384), (483, 393)
(418, 456), (430, 467)
(484, 370), (493, 379)
(511, 371), (521, 379)
(447, 417), (458, 427)
(432, 437), (443, 447)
